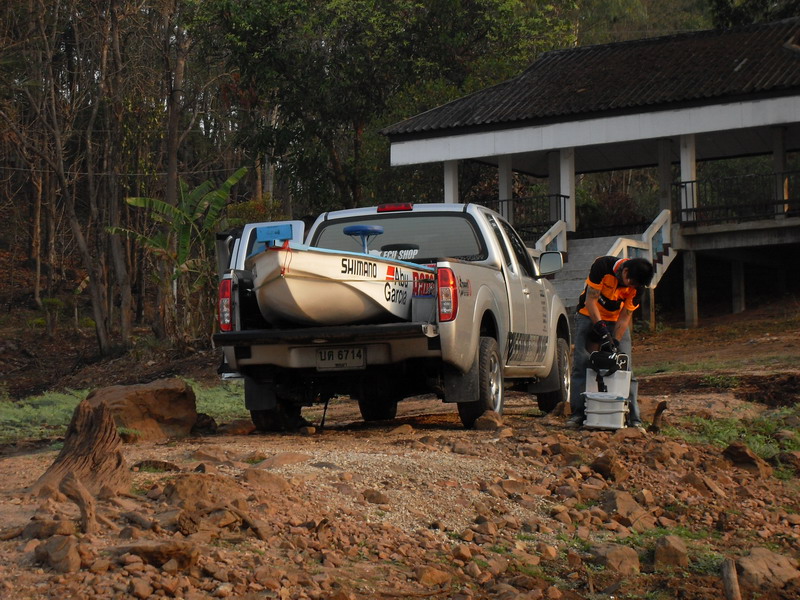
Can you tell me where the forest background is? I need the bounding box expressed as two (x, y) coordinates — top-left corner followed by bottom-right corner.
(0, 0), (797, 361)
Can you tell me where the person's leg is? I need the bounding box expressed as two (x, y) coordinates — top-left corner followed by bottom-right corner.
(569, 313), (592, 421)
(616, 329), (642, 426)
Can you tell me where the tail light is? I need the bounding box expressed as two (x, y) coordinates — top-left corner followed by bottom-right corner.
(437, 267), (458, 322)
(377, 203), (413, 212)
(218, 278), (233, 331)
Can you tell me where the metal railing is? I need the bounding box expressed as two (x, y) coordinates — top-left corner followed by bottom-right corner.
(673, 171), (800, 225)
(477, 194), (569, 243)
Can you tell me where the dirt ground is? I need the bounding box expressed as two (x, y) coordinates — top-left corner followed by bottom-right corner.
(1, 297), (799, 599)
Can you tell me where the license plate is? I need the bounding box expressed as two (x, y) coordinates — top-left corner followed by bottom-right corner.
(315, 346), (366, 371)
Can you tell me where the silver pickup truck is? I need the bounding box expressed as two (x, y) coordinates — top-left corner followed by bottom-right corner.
(213, 203), (571, 430)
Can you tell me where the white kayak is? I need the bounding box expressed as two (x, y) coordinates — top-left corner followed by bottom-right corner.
(246, 242), (436, 326)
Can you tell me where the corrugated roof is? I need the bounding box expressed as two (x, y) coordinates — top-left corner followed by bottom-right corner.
(383, 18), (800, 138)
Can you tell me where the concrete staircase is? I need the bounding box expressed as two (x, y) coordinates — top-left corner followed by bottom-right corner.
(550, 235), (626, 312)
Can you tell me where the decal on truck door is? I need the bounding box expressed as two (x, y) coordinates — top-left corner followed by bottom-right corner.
(506, 332), (548, 364)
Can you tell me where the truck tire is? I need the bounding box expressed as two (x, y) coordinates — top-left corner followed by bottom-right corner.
(353, 373), (400, 422)
(536, 337), (571, 413)
(250, 401), (307, 432)
(458, 336), (504, 428)
(358, 399), (399, 422)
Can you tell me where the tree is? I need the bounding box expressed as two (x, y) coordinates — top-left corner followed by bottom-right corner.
(111, 167), (247, 346)
(708, 0), (800, 28)
(195, 0), (575, 210)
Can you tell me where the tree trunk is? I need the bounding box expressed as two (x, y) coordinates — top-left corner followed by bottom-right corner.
(31, 399), (129, 496)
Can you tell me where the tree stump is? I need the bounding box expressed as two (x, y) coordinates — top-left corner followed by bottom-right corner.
(31, 399), (130, 496)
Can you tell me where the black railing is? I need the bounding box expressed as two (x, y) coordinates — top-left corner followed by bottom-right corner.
(476, 194), (568, 243)
(673, 171), (800, 225)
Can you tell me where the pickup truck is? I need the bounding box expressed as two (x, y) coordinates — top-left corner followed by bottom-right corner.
(213, 203), (571, 430)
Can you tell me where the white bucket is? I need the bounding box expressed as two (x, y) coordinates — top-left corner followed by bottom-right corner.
(585, 369), (631, 397)
(583, 392), (628, 430)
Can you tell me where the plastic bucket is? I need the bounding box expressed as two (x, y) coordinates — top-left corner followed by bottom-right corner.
(583, 392), (628, 430)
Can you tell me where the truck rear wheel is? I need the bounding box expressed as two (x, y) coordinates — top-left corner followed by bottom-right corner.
(458, 336), (504, 428)
(536, 337), (571, 413)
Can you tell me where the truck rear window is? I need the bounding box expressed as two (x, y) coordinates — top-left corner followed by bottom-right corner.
(311, 213), (486, 263)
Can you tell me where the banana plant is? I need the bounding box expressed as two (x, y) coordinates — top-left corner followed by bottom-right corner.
(110, 167), (247, 344)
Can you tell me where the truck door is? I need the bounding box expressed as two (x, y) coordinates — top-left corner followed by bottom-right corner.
(496, 218), (549, 366)
(485, 216), (539, 366)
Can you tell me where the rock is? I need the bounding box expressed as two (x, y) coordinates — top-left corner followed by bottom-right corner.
(242, 469), (291, 493)
(163, 473), (245, 510)
(737, 547), (800, 590)
(452, 544), (472, 561)
(362, 489), (390, 504)
(129, 578), (154, 599)
(590, 450), (630, 482)
(216, 419), (255, 435)
(390, 424), (414, 435)
(22, 520), (78, 539)
(777, 450), (800, 474)
(722, 441), (773, 478)
(654, 535), (689, 568)
(590, 543), (640, 575)
(474, 411), (503, 430)
(415, 565), (452, 586)
(86, 378), (198, 441)
(34, 535), (81, 573)
(115, 540), (200, 570)
(255, 452), (313, 469)
(601, 490), (657, 532)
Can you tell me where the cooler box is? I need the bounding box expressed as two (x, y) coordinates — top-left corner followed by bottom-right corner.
(583, 392), (629, 430)
(585, 369), (631, 397)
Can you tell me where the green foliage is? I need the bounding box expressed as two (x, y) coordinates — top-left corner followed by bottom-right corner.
(688, 547), (725, 575)
(110, 167), (247, 346)
(194, 0), (575, 209)
(708, 0), (800, 28)
(699, 374), (740, 390)
(0, 379), (248, 444)
(191, 379), (251, 424)
(0, 390), (87, 444)
(224, 197), (288, 227)
(666, 406), (800, 462)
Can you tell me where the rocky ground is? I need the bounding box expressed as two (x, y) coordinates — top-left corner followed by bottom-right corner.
(1, 300), (799, 599)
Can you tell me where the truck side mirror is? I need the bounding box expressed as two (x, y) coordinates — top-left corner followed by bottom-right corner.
(538, 251), (563, 276)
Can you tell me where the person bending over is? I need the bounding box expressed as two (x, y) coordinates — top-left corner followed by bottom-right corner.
(567, 256), (654, 430)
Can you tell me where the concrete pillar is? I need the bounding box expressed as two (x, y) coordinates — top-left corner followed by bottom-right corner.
(548, 148), (576, 231)
(658, 139), (673, 213)
(683, 250), (699, 328)
(498, 155), (513, 222)
(444, 160), (458, 203)
(731, 260), (745, 314)
(773, 126), (788, 214)
(640, 287), (656, 331)
(680, 134), (697, 221)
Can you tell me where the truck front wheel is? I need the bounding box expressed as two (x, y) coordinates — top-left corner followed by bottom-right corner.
(458, 336), (504, 428)
(536, 337), (571, 413)
(250, 402), (307, 432)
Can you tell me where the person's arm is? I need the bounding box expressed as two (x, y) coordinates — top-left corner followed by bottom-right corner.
(613, 307), (633, 341)
(584, 287), (603, 323)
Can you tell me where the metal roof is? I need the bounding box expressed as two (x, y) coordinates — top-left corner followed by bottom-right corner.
(383, 18), (800, 139)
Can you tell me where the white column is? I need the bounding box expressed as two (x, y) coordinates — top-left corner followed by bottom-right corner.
(498, 155), (513, 221)
(680, 134), (697, 221)
(658, 139), (673, 213)
(548, 148), (576, 231)
(443, 160), (458, 203)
